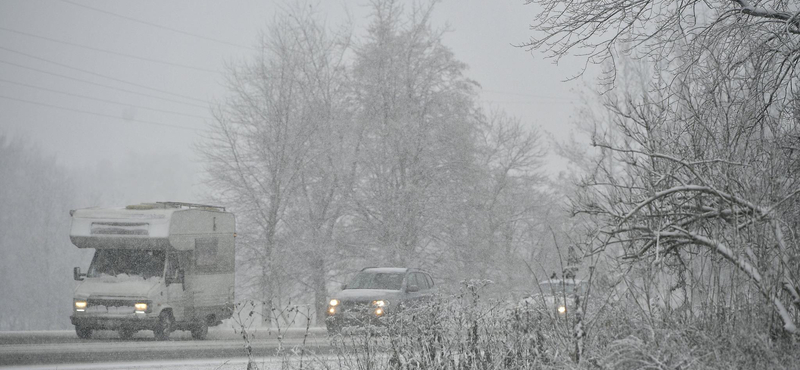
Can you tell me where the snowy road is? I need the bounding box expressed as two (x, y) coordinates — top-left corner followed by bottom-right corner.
(0, 327), (331, 367)
(4, 358), (279, 370)
(3, 357), (355, 370)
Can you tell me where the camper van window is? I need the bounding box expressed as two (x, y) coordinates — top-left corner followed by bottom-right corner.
(87, 249), (166, 279)
(196, 238), (218, 267)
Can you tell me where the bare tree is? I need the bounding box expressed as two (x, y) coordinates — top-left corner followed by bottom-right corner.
(347, 0), (481, 270)
(573, 54), (800, 334)
(277, 11), (356, 321)
(197, 5), (349, 319)
(199, 0), (564, 319)
(525, 0), (800, 334)
(442, 110), (551, 291)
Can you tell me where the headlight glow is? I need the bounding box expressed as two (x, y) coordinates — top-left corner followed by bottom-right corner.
(372, 300), (386, 307)
(557, 305), (566, 314)
(329, 299), (339, 307)
(134, 303), (148, 312)
(74, 300), (87, 310)
(375, 307), (384, 316)
(328, 307), (336, 315)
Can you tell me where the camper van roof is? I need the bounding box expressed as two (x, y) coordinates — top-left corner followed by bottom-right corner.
(69, 202), (233, 250)
(126, 202), (225, 212)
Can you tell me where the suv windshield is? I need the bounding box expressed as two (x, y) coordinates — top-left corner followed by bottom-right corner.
(87, 249), (165, 279)
(347, 272), (404, 290)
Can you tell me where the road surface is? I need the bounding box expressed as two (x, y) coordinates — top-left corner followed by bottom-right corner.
(0, 326), (333, 367)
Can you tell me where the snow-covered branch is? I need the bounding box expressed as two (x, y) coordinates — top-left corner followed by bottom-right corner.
(732, 0), (800, 33)
(618, 185), (765, 228)
(653, 228), (797, 333)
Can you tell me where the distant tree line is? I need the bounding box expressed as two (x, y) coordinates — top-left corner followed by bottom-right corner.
(0, 134), (201, 330)
(0, 136), (86, 330)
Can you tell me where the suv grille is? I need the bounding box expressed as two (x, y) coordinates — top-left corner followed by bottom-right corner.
(339, 300), (373, 313)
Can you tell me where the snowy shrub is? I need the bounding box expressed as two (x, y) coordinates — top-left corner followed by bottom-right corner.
(248, 281), (799, 369)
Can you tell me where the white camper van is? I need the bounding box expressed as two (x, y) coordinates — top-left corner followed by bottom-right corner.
(69, 202), (235, 340)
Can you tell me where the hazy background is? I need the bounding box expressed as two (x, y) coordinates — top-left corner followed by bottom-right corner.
(0, 0), (592, 204)
(0, 0), (594, 330)
(3, 2), (799, 368)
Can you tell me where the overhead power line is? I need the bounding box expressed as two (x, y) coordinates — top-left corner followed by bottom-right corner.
(482, 89), (575, 102)
(0, 78), (212, 120)
(0, 46), (210, 106)
(61, 0), (257, 51)
(0, 94), (211, 133)
(482, 99), (574, 106)
(0, 26), (221, 74)
(0, 59), (209, 109)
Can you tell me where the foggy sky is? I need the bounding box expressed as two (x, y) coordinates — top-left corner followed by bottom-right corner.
(0, 0), (594, 205)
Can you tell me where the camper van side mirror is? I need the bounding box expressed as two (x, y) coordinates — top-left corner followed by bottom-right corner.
(73, 267), (85, 281)
(178, 269), (185, 290)
(166, 269), (185, 286)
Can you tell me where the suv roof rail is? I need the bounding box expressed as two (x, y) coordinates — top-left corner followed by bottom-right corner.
(360, 266), (418, 272)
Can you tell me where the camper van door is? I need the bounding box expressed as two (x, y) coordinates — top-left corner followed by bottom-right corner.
(188, 236), (231, 320)
(164, 252), (186, 320)
(186, 238), (219, 320)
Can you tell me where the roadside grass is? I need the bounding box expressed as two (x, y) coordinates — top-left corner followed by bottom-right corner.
(232, 284), (799, 370)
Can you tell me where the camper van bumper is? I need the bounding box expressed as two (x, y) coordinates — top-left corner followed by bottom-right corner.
(70, 315), (159, 330)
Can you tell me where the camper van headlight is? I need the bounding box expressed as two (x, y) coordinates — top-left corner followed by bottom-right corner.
(74, 300), (87, 312)
(134, 303), (148, 313)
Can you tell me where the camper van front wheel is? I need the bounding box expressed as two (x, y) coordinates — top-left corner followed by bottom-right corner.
(154, 311), (174, 341)
(118, 327), (136, 340)
(190, 318), (209, 340)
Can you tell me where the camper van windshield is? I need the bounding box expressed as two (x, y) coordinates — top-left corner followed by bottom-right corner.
(87, 249), (165, 279)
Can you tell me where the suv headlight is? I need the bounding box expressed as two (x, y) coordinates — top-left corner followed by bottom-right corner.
(74, 300), (87, 312)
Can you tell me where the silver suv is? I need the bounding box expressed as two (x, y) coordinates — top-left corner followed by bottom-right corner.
(520, 278), (588, 318)
(325, 267), (435, 333)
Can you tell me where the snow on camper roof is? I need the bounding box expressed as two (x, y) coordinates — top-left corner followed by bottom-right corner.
(69, 202), (228, 250)
(125, 201), (225, 212)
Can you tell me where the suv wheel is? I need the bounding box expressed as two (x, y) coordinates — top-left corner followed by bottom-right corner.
(75, 325), (92, 339)
(326, 320), (341, 335)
